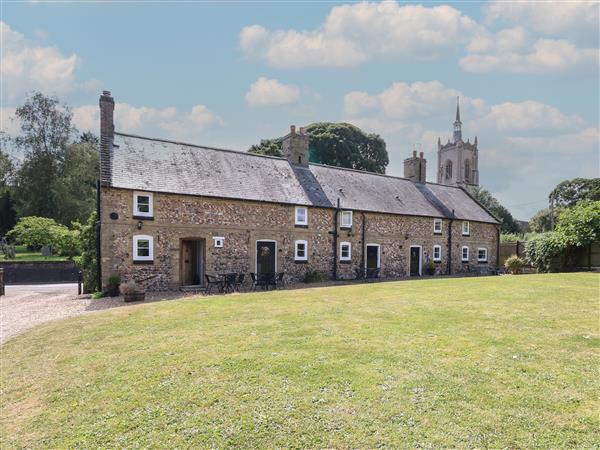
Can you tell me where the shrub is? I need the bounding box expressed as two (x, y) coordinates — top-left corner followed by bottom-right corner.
(303, 270), (327, 283)
(73, 212), (97, 293)
(504, 255), (524, 274)
(7, 216), (81, 257)
(91, 291), (104, 299)
(555, 201), (600, 247)
(525, 232), (566, 273)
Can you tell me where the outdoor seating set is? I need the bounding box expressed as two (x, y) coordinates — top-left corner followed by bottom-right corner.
(204, 272), (285, 294)
(354, 267), (381, 280)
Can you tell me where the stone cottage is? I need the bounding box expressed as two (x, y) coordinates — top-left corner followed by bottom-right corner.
(97, 91), (500, 291)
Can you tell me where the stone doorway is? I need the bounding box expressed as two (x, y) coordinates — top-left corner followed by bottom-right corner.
(366, 244), (380, 271)
(256, 240), (277, 275)
(181, 239), (205, 286)
(409, 246), (422, 276)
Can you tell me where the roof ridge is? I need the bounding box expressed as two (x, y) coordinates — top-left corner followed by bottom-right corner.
(114, 131), (289, 163)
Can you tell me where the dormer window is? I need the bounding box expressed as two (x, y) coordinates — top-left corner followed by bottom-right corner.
(462, 221), (470, 236)
(295, 206), (308, 226)
(433, 218), (442, 234)
(340, 211), (353, 229)
(134, 192), (153, 219)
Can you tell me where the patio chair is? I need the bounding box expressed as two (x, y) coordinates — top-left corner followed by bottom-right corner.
(205, 274), (223, 294)
(366, 267), (381, 280)
(275, 272), (285, 289)
(224, 273), (237, 293)
(250, 273), (269, 291)
(235, 273), (246, 292)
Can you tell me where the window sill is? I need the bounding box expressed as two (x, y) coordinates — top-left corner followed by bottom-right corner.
(462, 233), (470, 237)
(133, 215), (154, 221)
(434, 232), (442, 235)
(340, 226), (352, 230)
(133, 260), (154, 265)
(433, 259), (442, 263)
(294, 224), (308, 228)
(478, 260), (488, 264)
(294, 260), (308, 264)
(339, 260), (352, 264)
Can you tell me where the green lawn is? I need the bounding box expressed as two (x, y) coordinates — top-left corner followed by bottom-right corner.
(1, 273), (598, 448)
(0, 245), (69, 262)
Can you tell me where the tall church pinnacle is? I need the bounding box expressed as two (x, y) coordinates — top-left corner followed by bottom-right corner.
(453, 96), (462, 143)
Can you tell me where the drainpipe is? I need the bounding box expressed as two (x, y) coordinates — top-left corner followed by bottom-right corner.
(447, 209), (455, 275)
(361, 212), (366, 276)
(96, 179), (102, 291)
(332, 198), (340, 280)
(496, 226), (500, 267)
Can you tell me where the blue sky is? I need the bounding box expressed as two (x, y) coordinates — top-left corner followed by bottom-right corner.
(2, 1), (598, 219)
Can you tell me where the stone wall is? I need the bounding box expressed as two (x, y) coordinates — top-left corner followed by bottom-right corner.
(100, 187), (499, 290)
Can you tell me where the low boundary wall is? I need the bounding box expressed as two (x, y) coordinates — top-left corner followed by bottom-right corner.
(0, 261), (80, 285)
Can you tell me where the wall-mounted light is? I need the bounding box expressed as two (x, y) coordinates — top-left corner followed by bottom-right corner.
(404, 233), (409, 240)
(137, 221), (143, 230)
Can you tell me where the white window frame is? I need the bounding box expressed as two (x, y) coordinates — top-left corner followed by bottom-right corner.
(340, 242), (352, 261)
(477, 247), (488, 262)
(133, 235), (154, 261)
(294, 240), (308, 261)
(133, 191), (153, 218)
(295, 206), (308, 226)
(433, 245), (442, 262)
(340, 210), (353, 228)
(461, 246), (469, 262)
(462, 221), (470, 236)
(213, 236), (224, 248)
(433, 218), (443, 234)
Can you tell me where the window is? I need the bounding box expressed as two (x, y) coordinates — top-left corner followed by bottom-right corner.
(461, 246), (469, 262)
(433, 218), (442, 234)
(477, 248), (488, 262)
(295, 206), (308, 226)
(213, 236), (224, 248)
(134, 191), (153, 218)
(464, 159), (471, 183)
(462, 221), (470, 236)
(340, 210), (353, 228)
(445, 160), (453, 179)
(340, 242), (351, 261)
(294, 240), (308, 261)
(433, 245), (442, 261)
(133, 235), (153, 262)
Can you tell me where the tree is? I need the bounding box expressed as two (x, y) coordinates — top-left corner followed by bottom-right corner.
(467, 186), (520, 233)
(549, 178), (600, 207)
(12, 92), (76, 220)
(249, 122), (389, 174)
(55, 139), (98, 224)
(555, 201), (600, 248)
(0, 143), (17, 235)
(529, 208), (560, 233)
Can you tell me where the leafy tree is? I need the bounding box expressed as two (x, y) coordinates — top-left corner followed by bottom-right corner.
(549, 178), (600, 207)
(0, 143), (17, 235)
(249, 122), (389, 174)
(7, 216), (81, 257)
(467, 186), (520, 233)
(55, 139), (98, 224)
(525, 232), (568, 273)
(74, 212), (98, 293)
(529, 208), (557, 233)
(555, 201), (600, 248)
(12, 92), (76, 220)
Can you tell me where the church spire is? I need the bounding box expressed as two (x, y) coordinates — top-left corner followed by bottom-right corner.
(453, 96), (462, 143)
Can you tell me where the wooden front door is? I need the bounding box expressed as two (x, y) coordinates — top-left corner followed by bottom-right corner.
(256, 241), (276, 275)
(366, 245), (380, 270)
(410, 246), (421, 276)
(181, 239), (204, 285)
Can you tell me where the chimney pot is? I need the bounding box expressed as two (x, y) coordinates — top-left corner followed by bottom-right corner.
(290, 125), (296, 135)
(299, 127), (305, 135)
(419, 151), (424, 159)
(413, 150), (417, 157)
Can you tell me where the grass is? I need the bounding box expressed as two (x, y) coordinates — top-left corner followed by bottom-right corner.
(1, 273), (598, 448)
(0, 245), (69, 262)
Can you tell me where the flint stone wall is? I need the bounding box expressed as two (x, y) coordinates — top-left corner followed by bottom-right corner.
(100, 187), (498, 290)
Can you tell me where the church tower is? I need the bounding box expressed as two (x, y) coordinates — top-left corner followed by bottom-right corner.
(437, 97), (479, 187)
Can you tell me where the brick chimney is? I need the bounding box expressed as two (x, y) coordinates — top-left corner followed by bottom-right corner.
(282, 124), (309, 167)
(404, 150), (427, 183)
(99, 90), (114, 185)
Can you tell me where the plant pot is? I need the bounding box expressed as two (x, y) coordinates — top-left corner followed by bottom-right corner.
(106, 286), (120, 297)
(124, 291), (145, 302)
(425, 266), (436, 275)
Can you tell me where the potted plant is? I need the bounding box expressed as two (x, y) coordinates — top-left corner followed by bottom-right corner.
(121, 280), (145, 302)
(106, 274), (121, 297)
(425, 260), (436, 276)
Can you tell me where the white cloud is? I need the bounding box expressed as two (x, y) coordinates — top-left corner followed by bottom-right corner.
(245, 77), (300, 107)
(469, 101), (584, 132)
(73, 103), (221, 140)
(240, 1), (481, 68)
(508, 127), (599, 154)
(460, 36), (598, 74)
(0, 107), (19, 136)
(1, 21), (79, 100)
(484, 1), (599, 39)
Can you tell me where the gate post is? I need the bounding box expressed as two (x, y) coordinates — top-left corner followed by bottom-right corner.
(0, 268), (4, 297)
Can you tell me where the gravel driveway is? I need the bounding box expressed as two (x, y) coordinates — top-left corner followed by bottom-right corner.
(0, 284), (192, 344)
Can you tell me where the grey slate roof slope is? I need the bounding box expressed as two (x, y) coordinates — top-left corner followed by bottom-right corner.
(111, 133), (498, 224)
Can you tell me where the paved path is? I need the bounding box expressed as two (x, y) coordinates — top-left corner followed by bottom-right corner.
(0, 284), (190, 345)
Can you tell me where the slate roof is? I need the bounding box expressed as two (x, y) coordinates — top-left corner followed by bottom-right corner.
(111, 132), (498, 223)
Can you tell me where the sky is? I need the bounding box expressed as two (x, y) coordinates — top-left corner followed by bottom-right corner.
(1, 1), (598, 220)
